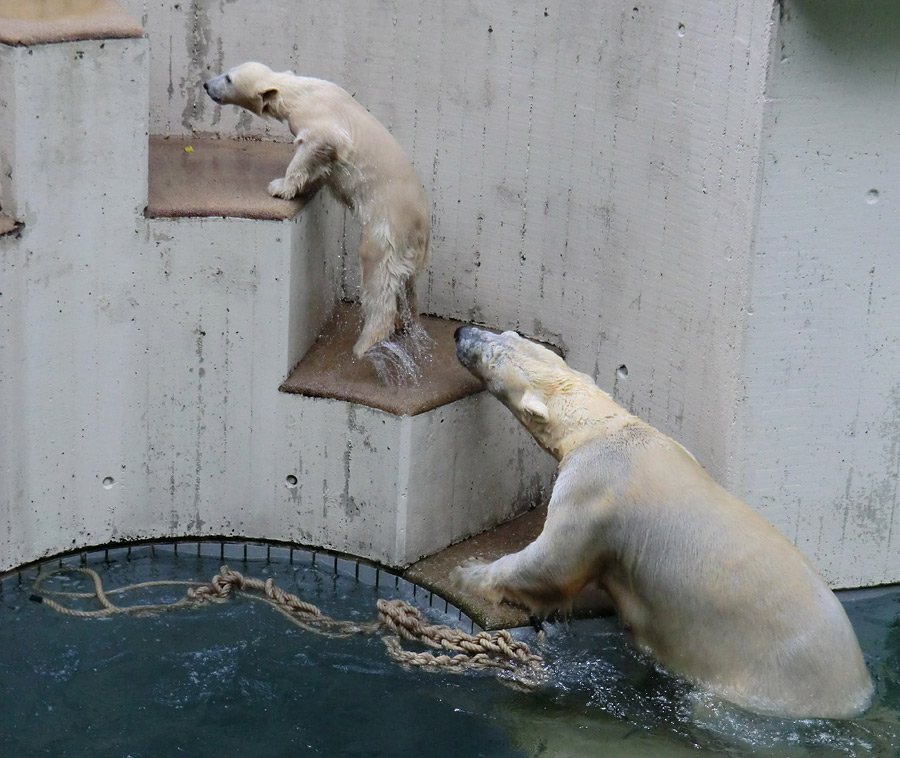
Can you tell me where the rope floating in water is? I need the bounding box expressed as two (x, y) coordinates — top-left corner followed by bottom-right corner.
(32, 564), (547, 690)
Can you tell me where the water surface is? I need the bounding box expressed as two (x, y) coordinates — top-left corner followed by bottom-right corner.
(1, 544), (897, 756)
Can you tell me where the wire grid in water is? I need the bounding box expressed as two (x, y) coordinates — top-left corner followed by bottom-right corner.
(1, 541), (899, 757)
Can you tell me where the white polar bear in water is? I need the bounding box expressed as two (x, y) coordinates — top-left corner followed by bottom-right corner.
(452, 325), (873, 720)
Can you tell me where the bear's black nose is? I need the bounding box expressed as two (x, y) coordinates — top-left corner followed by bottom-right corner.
(454, 325), (472, 343)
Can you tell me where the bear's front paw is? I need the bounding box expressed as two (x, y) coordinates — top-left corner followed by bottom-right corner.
(268, 178), (296, 199)
(451, 559), (504, 604)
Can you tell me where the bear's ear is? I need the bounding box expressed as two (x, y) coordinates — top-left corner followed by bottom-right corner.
(521, 391), (550, 423)
(258, 86), (280, 116)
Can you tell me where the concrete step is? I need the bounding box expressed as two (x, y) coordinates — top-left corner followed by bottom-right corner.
(142, 135), (554, 570)
(148, 137), (483, 416)
(405, 504), (614, 630)
(280, 301), (483, 416)
(0, 9), (148, 222)
(0, 0), (143, 46)
(146, 136), (306, 220)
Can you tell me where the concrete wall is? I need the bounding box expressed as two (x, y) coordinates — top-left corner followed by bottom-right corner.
(0, 35), (150, 565)
(0, 12), (554, 573)
(3, 0), (899, 587)
(120, 0), (775, 485)
(736, 0), (900, 586)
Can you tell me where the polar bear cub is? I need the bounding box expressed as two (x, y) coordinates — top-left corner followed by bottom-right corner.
(204, 62), (431, 359)
(452, 326), (873, 720)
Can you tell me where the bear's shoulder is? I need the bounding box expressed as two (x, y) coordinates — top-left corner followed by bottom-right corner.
(561, 421), (661, 476)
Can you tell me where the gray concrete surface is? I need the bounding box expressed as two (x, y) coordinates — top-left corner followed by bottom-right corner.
(2, 1), (898, 588)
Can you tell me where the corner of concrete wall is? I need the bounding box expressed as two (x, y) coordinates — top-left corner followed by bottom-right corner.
(737, 0), (900, 587)
(0, 44), (17, 218)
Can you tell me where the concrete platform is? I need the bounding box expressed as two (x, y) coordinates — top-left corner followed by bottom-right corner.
(405, 503), (614, 630)
(146, 135), (307, 220)
(0, 0), (143, 46)
(280, 301), (484, 416)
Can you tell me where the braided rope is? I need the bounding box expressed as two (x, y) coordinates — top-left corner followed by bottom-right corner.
(32, 564), (546, 689)
(375, 598), (546, 688)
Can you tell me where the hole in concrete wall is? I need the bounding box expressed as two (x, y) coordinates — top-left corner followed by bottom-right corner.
(677, 23), (686, 37)
(101, 476), (115, 489)
(866, 189), (879, 205)
(285, 474), (298, 488)
(617, 365), (629, 380)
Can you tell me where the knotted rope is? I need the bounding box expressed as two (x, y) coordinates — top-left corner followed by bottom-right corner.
(32, 564), (546, 689)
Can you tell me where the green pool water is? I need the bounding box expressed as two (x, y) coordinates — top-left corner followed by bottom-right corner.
(0, 543), (897, 757)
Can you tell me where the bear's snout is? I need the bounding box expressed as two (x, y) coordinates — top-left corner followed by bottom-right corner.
(203, 74), (227, 104)
(455, 325), (497, 379)
(454, 325), (482, 371)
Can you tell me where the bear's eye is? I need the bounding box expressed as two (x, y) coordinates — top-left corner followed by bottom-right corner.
(225, 74), (232, 84)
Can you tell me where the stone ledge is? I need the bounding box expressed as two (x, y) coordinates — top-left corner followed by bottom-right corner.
(146, 135), (308, 221)
(280, 301), (484, 416)
(0, 0), (143, 46)
(405, 504), (614, 630)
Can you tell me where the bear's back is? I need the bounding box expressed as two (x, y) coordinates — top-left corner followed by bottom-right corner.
(591, 436), (872, 718)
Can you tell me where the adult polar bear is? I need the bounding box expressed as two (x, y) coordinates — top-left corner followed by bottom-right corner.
(204, 62), (431, 359)
(452, 326), (873, 720)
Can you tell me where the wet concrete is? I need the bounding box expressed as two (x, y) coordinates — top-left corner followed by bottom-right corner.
(0, 0), (143, 45)
(404, 503), (614, 630)
(280, 301), (485, 416)
(146, 136), (307, 220)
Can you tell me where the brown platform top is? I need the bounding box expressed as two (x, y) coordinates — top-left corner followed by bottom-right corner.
(146, 136), (307, 221)
(0, 0), (143, 46)
(280, 302), (485, 416)
(405, 504), (614, 630)
(0, 214), (17, 236)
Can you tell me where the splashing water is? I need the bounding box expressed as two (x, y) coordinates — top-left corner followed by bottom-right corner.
(364, 291), (435, 385)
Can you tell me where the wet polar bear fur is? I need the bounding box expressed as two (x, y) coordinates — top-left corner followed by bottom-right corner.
(204, 62), (431, 358)
(452, 326), (873, 720)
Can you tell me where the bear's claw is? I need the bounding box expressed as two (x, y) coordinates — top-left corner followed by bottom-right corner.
(451, 559), (509, 605)
(268, 177), (295, 199)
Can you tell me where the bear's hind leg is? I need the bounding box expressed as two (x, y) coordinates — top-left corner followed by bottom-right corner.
(401, 276), (419, 329)
(354, 232), (405, 358)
